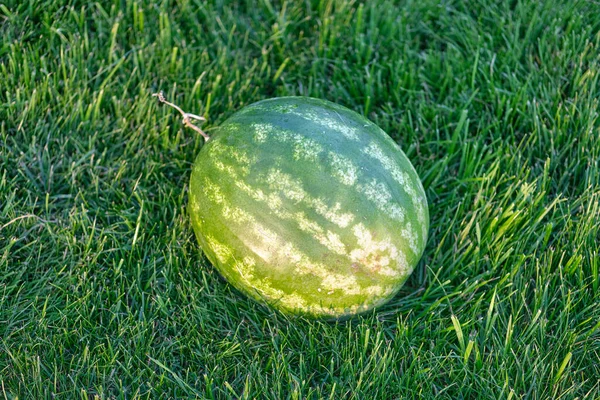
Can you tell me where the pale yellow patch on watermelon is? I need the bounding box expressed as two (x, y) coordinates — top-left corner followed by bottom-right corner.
(251, 123), (272, 143)
(272, 129), (292, 142)
(295, 212), (347, 255)
(288, 109), (360, 141)
(321, 274), (362, 295)
(245, 222), (282, 262)
(280, 242), (304, 264)
(234, 256), (257, 281)
(191, 199), (201, 214)
(266, 193), (294, 219)
(203, 178), (226, 205)
(311, 199), (355, 228)
(209, 141), (255, 174)
(212, 160), (237, 176)
(237, 180), (264, 201)
(363, 142), (427, 233)
(222, 204), (252, 224)
(350, 223), (408, 277)
(363, 285), (397, 299)
(266, 169), (306, 203)
(271, 103), (296, 114)
(258, 126), (323, 162)
(363, 285), (384, 296)
(205, 235), (233, 264)
(293, 258), (328, 279)
(324, 231), (346, 255)
(328, 152), (358, 186)
(401, 222), (420, 255)
(292, 136), (323, 162)
(253, 278), (285, 298)
(359, 179), (405, 222)
(280, 293), (308, 310)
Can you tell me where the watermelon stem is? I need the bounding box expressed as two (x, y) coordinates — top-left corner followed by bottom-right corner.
(152, 91), (210, 141)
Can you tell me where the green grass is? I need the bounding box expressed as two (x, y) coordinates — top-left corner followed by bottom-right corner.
(1, 0), (599, 398)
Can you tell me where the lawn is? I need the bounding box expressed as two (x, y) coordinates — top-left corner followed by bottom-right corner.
(1, 0), (599, 398)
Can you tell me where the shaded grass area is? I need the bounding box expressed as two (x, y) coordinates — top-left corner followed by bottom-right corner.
(1, 0), (599, 398)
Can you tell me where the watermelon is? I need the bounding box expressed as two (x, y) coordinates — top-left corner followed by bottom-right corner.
(188, 97), (428, 318)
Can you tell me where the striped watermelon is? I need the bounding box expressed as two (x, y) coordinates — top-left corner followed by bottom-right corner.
(188, 97), (428, 318)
